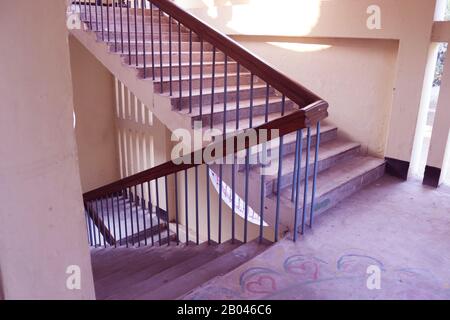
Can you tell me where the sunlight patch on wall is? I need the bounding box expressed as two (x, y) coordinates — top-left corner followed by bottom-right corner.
(222, 0), (321, 36)
(267, 42), (331, 53)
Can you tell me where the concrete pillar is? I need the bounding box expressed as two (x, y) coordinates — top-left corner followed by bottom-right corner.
(0, 1), (95, 299)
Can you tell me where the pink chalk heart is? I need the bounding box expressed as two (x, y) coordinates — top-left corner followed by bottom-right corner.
(287, 261), (319, 280)
(246, 275), (277, 294)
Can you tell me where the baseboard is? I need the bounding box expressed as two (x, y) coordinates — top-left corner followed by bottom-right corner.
(423, 165), (442, 188)
(385, 157), (410, 180)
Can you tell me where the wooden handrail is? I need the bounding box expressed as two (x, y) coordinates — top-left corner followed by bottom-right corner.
(149, 0), (323, 108)
(83, 100), (328, 201)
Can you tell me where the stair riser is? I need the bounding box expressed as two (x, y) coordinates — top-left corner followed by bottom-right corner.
(155, 73), (253, 93)
(171, 86), (275, 110)
(112, 41), (214, 54)
(192, 100), (295, 127)
(269, 145), (361, 196)
(237, 128), (338, 172)
(81, 11), (168, 23)
(126, 51), (226, 65)
(96, 31), (196, 42)
(144, 62), (243, 79)
(293, 163), (386, 228)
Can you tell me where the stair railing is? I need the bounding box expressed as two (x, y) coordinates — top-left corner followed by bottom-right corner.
(75, 0), (329, 247)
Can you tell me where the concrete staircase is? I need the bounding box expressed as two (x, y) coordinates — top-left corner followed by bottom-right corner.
(74, 5), (385, 235)
(91, 239), (270, 300)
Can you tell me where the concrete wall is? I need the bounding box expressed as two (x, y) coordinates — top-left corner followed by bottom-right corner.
(175, 0), (437, 165)
(0, 1), (95, 299)
(70, 36), (121, 193)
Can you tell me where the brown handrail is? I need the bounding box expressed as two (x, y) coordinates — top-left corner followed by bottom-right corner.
(149, 0), (322, 108)
(83, 100), (328, 201)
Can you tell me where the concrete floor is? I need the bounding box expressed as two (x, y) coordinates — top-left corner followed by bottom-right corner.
(185, 175), (450, 300)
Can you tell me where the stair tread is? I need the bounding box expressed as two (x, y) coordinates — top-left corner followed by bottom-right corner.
(136, 239), (271, 300)
(181, 96), (290, 117)
(277, 155), (385, 207)
(104, 240), (241, 300)
(260, 138), (361, 180)
(95, 242), (214, 299)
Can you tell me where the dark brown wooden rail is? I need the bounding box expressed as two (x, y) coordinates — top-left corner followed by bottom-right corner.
(149, 0), (323, 108)
(83, 100), (328, 201)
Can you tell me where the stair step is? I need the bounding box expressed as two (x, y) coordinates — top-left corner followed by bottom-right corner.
(263, 139), (361, 196)
(109, 40), (215, 55)
(105, 240), (241, 299)
(136, 61), (242, 79)
(276, 155), (385, 225)
(153, 72), (253, 93)
(171, 83), (275, 111)
(185, 97), (296, 126)
(125, 51), (226, 65)
(236, 123), (338, 168)
(93, 243), (211, 299)
(136, 239), (271, 300)
(96, 30), (196, 42)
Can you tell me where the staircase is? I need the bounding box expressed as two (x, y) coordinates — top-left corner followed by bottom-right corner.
(71, 0), (385, 300)
(91, 239), (270, 299)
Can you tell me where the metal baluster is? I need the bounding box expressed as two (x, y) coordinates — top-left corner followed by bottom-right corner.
(199, 39), (204, 119)
(259, 143), (267, 243)
(249, 74), (254, 128)
(293, 130), (304, 242)
(155, 178), (162, 245)
(178, 21), (182, 109)
(88, 202), (97, 247)
(88, 0), (92, 29)
(94, 0), (98, 31)
(184, 169), (189, 244)
(309, 122), (321, 228)
(134, 0), (138, 66)
(244, 148), (250, 243)
(218, 164), (223, 244)
(106, 0), (110, 42)
(274, 95), (286, 242)
(195, 166), (200, 245)
(139, 185), (147, 245)
(158, 9), (163, 92)
(174, 173), (180, 244)
(128, 188), (135, 245)
(210, 47), (216, 129)
(265, 83), (270, 123)
(188, 30), (193, 113)
(147, 181), (155, 246)
(98, 199), (107, 248)
(231, 162), (236, 244)
(119, 0), (124, 53)
(206, 165), (211, 244)
(126, 1), (131, 64)
(113, 0), (117, 51)
(165, 176), (171, 246)
(105, 196), (112, 247)
(236, 62), (240, 130)
(100, 0), (104, 40)
(275, 135), (284, 242)
(150, 3), (155, 79)
(291, 130), (301, 201)
(134, 185), (141, 246)
(123, 189), (129, 247)
(169, 16), (173, 94)
(116, 193), (122, 246)
(138, 1), (145, 77)
(79, 1), (83, 22)
(301, 127), (312, 234)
